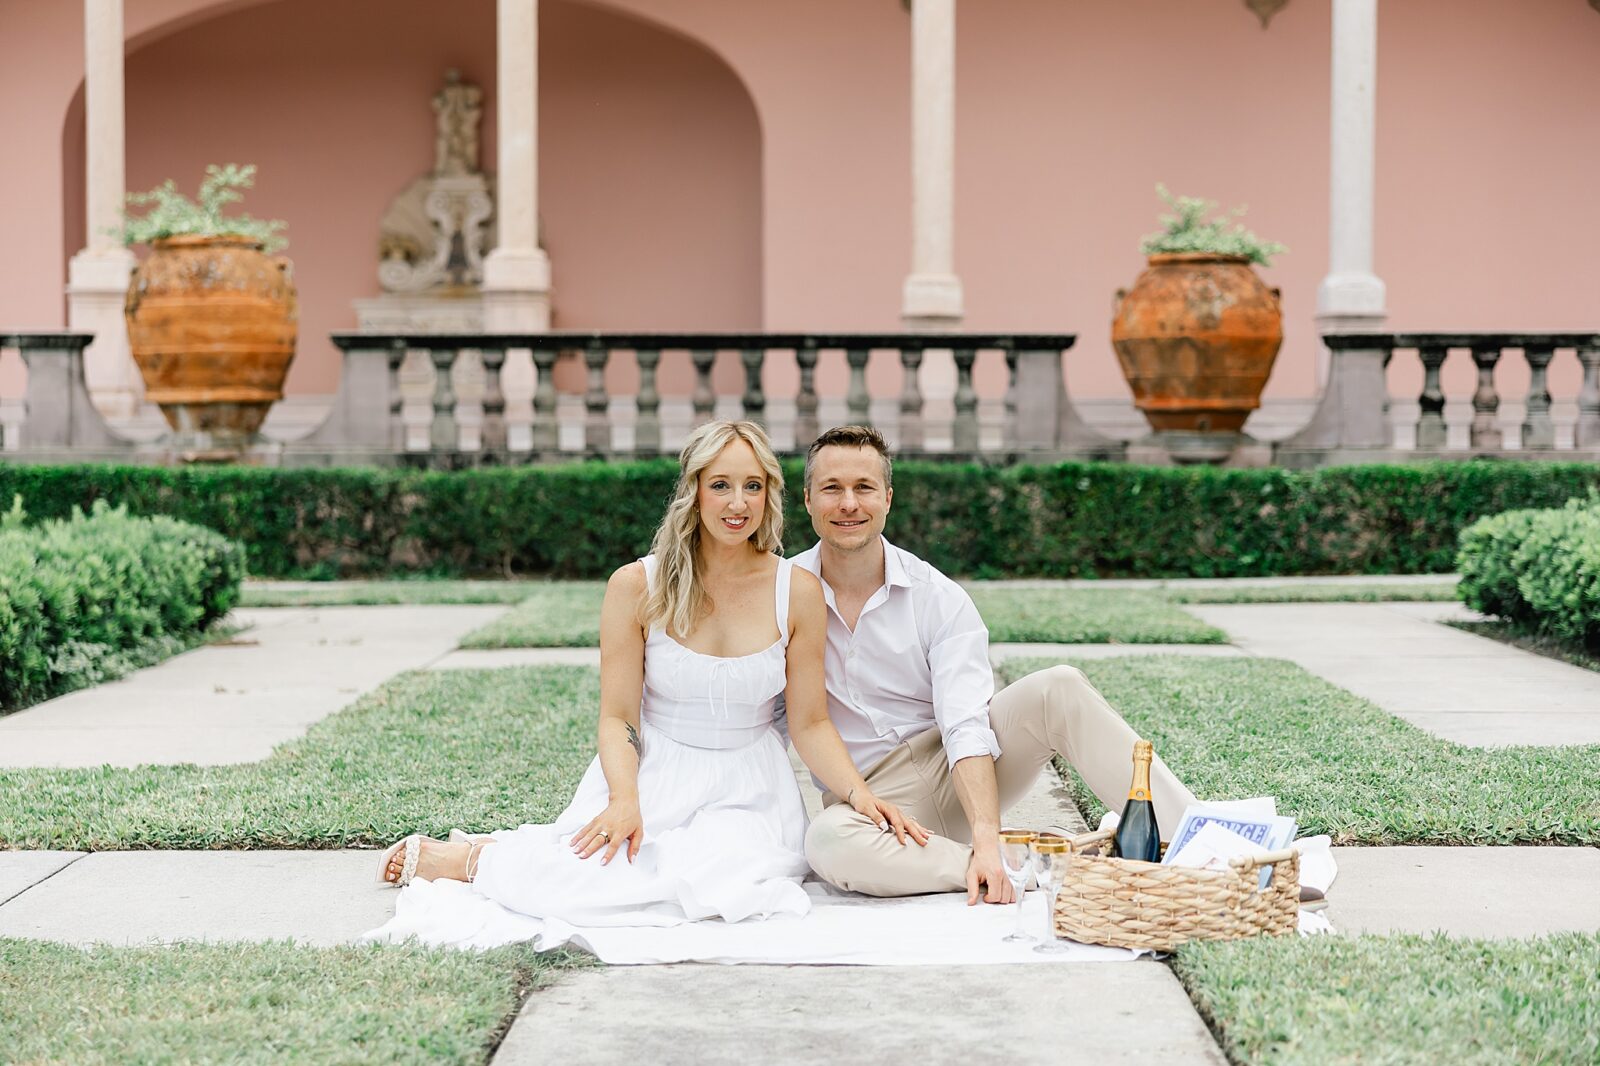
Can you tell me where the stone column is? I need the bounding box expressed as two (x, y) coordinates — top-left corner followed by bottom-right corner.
(67, 0), (140, 416)
(1316, 0), (1387, 362)
(483, 0), (553, 449)
(902, 0), (963, 443)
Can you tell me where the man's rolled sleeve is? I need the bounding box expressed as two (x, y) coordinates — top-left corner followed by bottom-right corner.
(928, 598), (1000, 768)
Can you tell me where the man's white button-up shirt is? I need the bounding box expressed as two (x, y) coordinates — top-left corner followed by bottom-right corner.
(791, 537), (1000, 773)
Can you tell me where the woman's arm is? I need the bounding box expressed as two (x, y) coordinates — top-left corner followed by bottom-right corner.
(571, 561), (649, 864)
(783, 569), (929, 846)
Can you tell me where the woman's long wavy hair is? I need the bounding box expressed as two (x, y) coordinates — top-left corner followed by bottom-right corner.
(642, 420), (785, 638)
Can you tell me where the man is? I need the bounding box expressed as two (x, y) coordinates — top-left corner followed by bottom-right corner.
(792, 426), (1198, 904)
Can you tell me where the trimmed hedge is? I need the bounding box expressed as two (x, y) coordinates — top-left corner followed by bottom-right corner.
(1457, 498), (1600, 650)
(0, 501), (244, 709)
(0, 460), (1596, 581)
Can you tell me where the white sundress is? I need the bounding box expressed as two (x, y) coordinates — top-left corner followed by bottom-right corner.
(362, 554), (812, 949)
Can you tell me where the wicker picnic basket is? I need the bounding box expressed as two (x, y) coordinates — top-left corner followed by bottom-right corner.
(1053, 827), (1300, 952)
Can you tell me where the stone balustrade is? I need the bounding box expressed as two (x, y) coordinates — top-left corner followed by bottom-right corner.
(316, 331), (1113, 463)
(1280, 332), (1600, 463)
(8, 329), (1600, 467)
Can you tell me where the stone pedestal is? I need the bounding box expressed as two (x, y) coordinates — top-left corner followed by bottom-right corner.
(67, 247), (139, 417)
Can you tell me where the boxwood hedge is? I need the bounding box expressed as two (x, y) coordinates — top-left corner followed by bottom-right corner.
(1457, 497), (1600, 650)
(0, 501), (244, 709)
(0, 459), (1594, 581)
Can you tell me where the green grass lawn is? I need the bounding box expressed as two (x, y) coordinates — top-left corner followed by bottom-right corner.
(1174, 932), (1600, 1066)
(0, 939), (585, 1065)
(457, 585), (1227, 648)
(1166, 581), (1459, 604)
(6, 658), (1597, 851)
(997, 656), (1600, 846)
(0, 667), (598, 850)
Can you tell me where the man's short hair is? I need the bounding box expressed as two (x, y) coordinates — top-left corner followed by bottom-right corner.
(804, 425), (893, 492)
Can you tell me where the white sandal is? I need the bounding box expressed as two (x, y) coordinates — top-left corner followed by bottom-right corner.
(376, 834), (422, 887)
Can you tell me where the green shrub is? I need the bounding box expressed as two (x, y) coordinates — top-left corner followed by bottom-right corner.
(1458, 498), (1600, 650)
(0, 501), (245, 709)
(0, 460), (1595, 580)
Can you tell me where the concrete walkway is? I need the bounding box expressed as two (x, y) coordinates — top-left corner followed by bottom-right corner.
(1187, 601), (1600, 746)
(0, 605), (507, 767)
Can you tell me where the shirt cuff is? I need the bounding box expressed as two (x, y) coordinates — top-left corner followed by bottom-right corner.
(942, 723), (1001, 768)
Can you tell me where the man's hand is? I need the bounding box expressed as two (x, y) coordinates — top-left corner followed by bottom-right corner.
(966, 842), (1015, 906)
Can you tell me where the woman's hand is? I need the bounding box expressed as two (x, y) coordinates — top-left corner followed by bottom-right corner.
(849, 788), (931, 847)
(572, 796), (644, 864)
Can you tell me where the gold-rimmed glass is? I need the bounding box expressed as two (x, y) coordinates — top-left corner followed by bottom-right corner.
(1031, 837), (1072, 954)
(999, 828), (1037, 943)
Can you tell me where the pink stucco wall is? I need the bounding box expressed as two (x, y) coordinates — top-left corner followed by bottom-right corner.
(3, 0), (1596, 406)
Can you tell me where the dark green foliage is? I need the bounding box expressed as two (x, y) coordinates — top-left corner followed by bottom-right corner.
(1, 459), (1595, 579)
(0, 501), (244, 709)
(1458, 497), (1600, 650)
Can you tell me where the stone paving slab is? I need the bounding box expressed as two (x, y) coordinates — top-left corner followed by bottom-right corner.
(0, 850), (393, 947)
(0, 851), (83, 907)
(495, 962), (1227, 1065)
(1328, 847), (1600, 939)
(1186, 602), (1600, 746)
(0, 605), (507, 768)
(5, 844), (1594, 948)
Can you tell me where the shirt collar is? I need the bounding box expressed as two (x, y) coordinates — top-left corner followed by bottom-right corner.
(879, 536), (913, 590)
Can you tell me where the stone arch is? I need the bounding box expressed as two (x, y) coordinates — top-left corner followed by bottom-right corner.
(60, 0), (764, 397)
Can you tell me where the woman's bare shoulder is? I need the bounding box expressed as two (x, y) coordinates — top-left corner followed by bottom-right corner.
(787, 564), (824, 611)
(607, 560), (648, 596)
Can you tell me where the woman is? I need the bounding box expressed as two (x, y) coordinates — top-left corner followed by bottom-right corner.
(365, 420), (926, 948)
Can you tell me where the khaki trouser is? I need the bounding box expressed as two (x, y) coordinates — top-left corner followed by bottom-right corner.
(803, 664), (1197, 897)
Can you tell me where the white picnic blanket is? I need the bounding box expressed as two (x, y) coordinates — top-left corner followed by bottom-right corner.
(379, 878), (1145, 964)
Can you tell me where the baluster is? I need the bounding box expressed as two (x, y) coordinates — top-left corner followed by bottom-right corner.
(584, 342), (610, 455)
(479, 347), (506, 454)
(691, 349), (717, 425)
(1469, 345), (1503, 450)
(531, 349), (559, 453)
(1577, 345), (1600, 450)
(741, 348), (767, 426)
(1002, 349), (1019, 450)
(899, 347), (925, 451)
(386, 342), (407, 451)
(429, 348), (458, 452)
(454, 347), (484, 453)
(952, 348), (978, 452)
(1415, 345), (1448, 449)
(794, 346), (820, 446)
(846, 348), (870, 426)
(635, 348), (662, 455)
(1521, 344), (1555, 449)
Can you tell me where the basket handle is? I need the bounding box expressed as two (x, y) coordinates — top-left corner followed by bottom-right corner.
(1228, 847), (1298, 872)
(1066, 828), (1117, 854)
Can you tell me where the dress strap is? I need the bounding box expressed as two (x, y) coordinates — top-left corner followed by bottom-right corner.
(640, 554), (657, 593)
(775, 555), (793, 647)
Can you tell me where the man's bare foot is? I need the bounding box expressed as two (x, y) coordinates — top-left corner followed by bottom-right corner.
(382, 837), (473, 884)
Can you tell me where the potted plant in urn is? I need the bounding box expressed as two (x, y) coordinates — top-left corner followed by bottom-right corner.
(1111, 185), (1285, 459)
(121, 163), (297, 461)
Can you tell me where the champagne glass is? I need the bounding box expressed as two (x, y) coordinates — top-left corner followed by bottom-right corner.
(998, 829), (1037, 943)
(1031, 837), (1073, 954)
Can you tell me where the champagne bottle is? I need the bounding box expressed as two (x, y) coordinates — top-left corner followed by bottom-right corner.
(1114, 739), (1161, 863)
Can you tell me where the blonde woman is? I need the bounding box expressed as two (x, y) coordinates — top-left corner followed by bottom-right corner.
(366, 420), (925, 947)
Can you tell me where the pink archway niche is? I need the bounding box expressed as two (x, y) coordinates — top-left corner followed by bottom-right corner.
(60, 0), (764, 397)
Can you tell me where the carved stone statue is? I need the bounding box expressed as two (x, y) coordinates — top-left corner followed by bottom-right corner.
(432, 68), (482, 177)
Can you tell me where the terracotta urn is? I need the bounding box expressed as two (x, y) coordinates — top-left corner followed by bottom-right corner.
(124, 234), (298, 459)
(1111, 253), (1282, 435)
